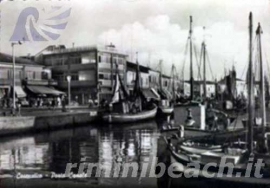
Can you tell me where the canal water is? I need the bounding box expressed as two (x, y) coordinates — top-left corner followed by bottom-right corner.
(0, 120), (168, 188)
(0, 107), (270, 188)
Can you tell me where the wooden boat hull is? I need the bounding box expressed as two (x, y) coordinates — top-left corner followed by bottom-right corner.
(161, 126), (246, 140)
(159, 106), (174, 114)
(161, 127), (213, 138)
(174, 100), (201, 107)
(102, 106), (157, 123)
(169, 150), (270, 186)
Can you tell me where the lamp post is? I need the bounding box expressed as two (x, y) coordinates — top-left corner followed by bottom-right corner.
(66, 75), (71, 109)
(11, 41), (22, 115)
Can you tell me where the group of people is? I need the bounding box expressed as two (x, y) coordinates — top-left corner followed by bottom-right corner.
(31, 97), (62, 109)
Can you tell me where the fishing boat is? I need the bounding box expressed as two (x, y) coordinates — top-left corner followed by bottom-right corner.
(174, 16), (202, 107)
(159, 100), (174, 115)
(160, 16), (240, 138)
(161, 105), (243, 139)
(102, 104), (157, 123)
(102, 53), (157, 124)
(165, 13), (270, 186)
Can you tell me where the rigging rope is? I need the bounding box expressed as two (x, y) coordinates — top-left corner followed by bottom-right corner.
(193, 44), (202, 81)
(181, 37), (189, 83)
(206, 50), (215, 81)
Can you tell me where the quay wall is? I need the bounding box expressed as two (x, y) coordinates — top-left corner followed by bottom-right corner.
(0, 111), (99, 136)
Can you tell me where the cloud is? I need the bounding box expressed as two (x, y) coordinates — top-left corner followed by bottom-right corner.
(97, 14), (261, 80)
(1, 0), (270, 80)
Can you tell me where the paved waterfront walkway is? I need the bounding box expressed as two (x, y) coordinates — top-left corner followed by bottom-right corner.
(0, 105), (98, 117)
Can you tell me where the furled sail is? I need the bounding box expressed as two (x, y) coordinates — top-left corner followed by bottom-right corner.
(110, 63), (129, 104)
(111, 73), (121, 104)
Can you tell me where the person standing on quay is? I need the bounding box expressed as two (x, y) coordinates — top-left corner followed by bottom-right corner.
(62, 95), (67, 112)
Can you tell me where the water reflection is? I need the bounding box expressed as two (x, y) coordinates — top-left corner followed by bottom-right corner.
(0, 121), (160, 188)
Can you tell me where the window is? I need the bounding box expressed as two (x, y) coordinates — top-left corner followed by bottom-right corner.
(0, 69), (8, 79)
(99, 74), (104, 79)
(79, 70), (95, 81)
(82, 52), (96, 64)
(26, 71), (34, 80)
(71, 74), (79, 81)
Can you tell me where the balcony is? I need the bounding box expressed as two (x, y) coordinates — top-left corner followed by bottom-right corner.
(58, 80), (96, 89)
(52, 63), (97, 73)
(98, 63), (125, 73)
(99, 79), (112, 87)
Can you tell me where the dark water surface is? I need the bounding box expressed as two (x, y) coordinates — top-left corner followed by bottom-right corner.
(1, 107), (270, 188)
(0, 121), (165, 188)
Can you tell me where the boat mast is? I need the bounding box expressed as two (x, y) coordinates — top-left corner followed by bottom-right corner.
(202, 39), (207, 101)
(189, 16), (194, 100)
(159, 60), (163, 91)
(136, 52), (142, 111)
(256, 23), (266, 131)
(172, 64), (176, 103)
(248, 12), (254, 154)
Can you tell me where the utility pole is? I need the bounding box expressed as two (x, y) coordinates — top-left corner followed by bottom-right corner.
(11, 41), (22, 115)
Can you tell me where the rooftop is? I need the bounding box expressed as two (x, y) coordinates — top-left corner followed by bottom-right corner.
(38, 45), (128, 56)
(127, 61), (150, 73)
(0, 52), (38, 66)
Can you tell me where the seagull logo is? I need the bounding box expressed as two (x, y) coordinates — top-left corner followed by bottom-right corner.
(10, 6), (71, 41)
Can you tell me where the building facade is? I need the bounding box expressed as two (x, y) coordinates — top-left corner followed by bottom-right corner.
(36, 45), (127, 105)
(149, 69), (160, 90)
(0, 53), (59, 107)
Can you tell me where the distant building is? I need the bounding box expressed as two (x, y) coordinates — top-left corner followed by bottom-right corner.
(35, 44), (128, 105)
(183, 80), (216, 98)
(126, 61), (159, 100)
(149, 69), (160, 90)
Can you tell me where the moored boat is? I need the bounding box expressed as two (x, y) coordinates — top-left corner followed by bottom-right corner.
(156, 60), (174, 116)
(102, 104), (157, 123)
(101, 52), (157, 124)
(158, 99), (174, 115)
(164, 13), (270, 187)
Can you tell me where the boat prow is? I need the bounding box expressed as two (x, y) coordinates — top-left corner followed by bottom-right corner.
(159, 106), (174, 114)
(102, 105), (157, 123)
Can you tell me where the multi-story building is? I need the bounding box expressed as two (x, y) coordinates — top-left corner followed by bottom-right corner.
(0, 52), (59, 106)
(35, 44), (127, 105)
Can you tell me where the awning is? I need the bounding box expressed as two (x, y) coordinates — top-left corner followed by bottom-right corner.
(142, 88), (160, 101)
(14, 86), (27, 98)
(159, 89), (173, 100)
(151, 88), (161, 100)
(27, 86), (65, 96)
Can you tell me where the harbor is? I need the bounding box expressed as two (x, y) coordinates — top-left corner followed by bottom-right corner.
(1, 0), (270, 187)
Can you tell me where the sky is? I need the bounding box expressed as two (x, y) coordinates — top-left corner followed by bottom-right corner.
(1, 0), (270, 79)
